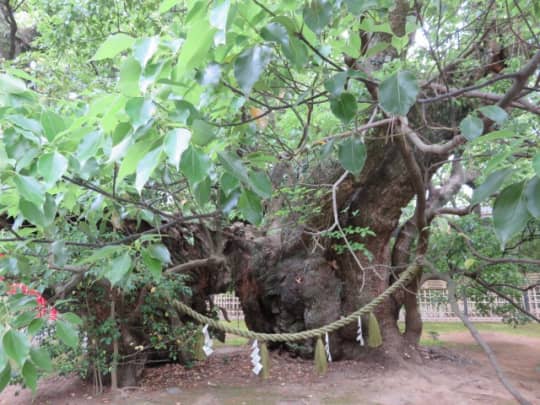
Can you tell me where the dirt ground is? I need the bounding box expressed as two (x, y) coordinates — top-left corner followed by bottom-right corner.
(1, 331), (539, 405)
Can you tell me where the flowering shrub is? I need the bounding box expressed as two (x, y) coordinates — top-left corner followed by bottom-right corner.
(0, 254), (81, 393)
(2, 279), (58, 321)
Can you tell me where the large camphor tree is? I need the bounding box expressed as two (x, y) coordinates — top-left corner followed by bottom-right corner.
(0, 0), (539, 397)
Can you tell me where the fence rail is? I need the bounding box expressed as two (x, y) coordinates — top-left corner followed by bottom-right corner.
(212, 286), (540, 322)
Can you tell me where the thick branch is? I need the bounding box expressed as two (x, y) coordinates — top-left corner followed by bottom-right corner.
(497, 50), (540, 109)
(165, 255), (224, 274)
(399, 117), (465, 155)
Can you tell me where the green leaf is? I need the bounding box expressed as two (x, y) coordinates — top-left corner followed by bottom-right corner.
(199, 63), (221, 86)
(77, 245), (118, 265)
(344, 0), (378, 14)
(226, 156), (252, 180)
(117, 140), (152, 182)
(238, 189), (263, 225)
(469, 129), (513, 145)
(176, 18), (216, 74)
(220, 172), (239, 194)
(533, 154), (540, 177)
(40, 110), (65, 141)
(163, 128), (191, 169)
(118, 57), (142, 97)
(261, 22), (289, 46)
(192, 177), (211, 206)
(478, 105), (508, 124)
(22, 360), (37, 393)
(0, 363), (11, 392)
(379, 71), (419, 116)
(191, 119), (216, 146)
(493, 182), (530, 248)
(218, 151), (250, 184)
(147, 244), (171, 264)
(30, 348), (52, 372)
(125, 98), (156, 129)
(135, 147), (162, 194)
(55, 320), (79, 348)
(180, 146), (211, 184)
(159, 0), (181, 13)
(233, 45), (273, 95)
(525, 177), (540, 218)
(133, 36), (159, 68)
(7, 114), (42, 134)
(14, 175), (45, 206)
(61, 312), (83, 326)
(109, 135), (133, 163)
(27, 318), (45, 336)
(0, 348), (5, 372)
(12, 312), (36, 329)
(171, 100), (199, 125)
(19, 199), (46, 228)
(338, 138), (366, 175)
(303, 0), (333, 34)
(0, 73), (28, 94)
(460, 115), (484, 141)
(76, 131), (102, 163)
(142, 251), (162, 281)
(471, 168), (513, 204)
(248, 171), (272, 199)
(92, 33), (135, 61)
(330, 92), (357, 124)
(209, 0), (230, 31)
(37, 152), (68, 186)
(105, 252), (133, 286)
(2, 329), (29, 366)
(324, 72), (347, 97)
(281, 37), (308, 68)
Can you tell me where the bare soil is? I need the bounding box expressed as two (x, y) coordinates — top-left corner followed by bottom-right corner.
(1, 331), (539, 405)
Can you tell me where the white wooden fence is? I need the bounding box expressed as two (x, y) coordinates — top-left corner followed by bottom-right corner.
(212, 286), (540, 322)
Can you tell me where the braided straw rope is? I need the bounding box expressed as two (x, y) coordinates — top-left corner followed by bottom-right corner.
(174, 264), (420, 342)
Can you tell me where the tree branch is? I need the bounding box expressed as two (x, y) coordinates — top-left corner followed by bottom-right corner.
(421, 261), (532, 405)
(450, 222), (540, 266)
(165, 255), (225, 274)
(445, 274), (532, 405)
(465, 273), (540, 323)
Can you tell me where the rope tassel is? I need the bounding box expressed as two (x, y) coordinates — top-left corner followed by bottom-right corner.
(260, 342), (270, 379)
(194, 327), (206, 360)
(324, 332), (332, 362)
(202, 324), (214, 356)
(356, 316), (364, 346)
(314, 336), (328, 375)
(250, 340), (263, 375)
(367, 312), (382, 348)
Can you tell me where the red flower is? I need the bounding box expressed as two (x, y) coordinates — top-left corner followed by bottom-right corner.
(2, 279), (59, 322)
(36, 295), (47, 307)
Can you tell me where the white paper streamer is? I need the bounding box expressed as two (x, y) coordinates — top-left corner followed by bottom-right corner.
(356, 316), (364, 346)
(202, 324), (214, 356)
(250, 339), (263, 375)
(324, 332), (332, 362)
